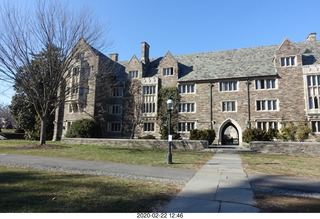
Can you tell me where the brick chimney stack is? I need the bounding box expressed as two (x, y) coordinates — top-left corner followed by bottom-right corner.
(109, 53), (118, 62)
(141, 42), (150, 64)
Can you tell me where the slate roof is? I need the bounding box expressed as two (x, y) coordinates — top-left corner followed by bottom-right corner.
(179, 41), (320, 82)
(118, 40), (320, 82)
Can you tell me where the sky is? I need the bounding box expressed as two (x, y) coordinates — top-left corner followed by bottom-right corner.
(1, 0), (320, 104)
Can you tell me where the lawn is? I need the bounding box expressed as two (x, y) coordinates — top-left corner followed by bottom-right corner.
(0, 140), (213, 169)
(241, 153), (320, 212)
(0, 139), (210, 212)
(241, 153), (320, 179)
(0, 165), (181, 212)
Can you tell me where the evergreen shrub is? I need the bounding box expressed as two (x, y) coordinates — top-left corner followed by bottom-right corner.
(65, 119), (101, 138)
(189, 129), (216, 145)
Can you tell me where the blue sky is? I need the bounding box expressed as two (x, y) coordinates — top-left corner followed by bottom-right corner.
(1, 0), (320, 104)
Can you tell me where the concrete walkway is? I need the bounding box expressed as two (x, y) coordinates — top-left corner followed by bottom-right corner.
(163, 153), (260, 213)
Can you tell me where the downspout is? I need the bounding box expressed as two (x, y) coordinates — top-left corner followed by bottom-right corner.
(246, 79), (252, 129)
(209, 82), (214, 130)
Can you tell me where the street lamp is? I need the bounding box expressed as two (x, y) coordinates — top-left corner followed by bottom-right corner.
(167, 96), (173, 164)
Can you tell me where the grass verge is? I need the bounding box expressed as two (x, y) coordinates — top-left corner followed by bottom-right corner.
(241, 153), (320, 213)
(0, 140), (214, 169)
(241, 153), (320, 179)
(0, 165), (181, 212)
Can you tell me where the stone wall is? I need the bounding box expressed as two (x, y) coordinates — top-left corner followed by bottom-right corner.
(250, 141), (320, 156)
(61, 138), (208, 150)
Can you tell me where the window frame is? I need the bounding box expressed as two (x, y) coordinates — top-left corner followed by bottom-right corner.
(178, 122), (196, 133)
(256, 99), (278, 111)
(255, 79), (277, 90)
(163, 67), (174, 76)
(178, 84), (196, 94)
(221, 101), (237, 112)
(128, 70), (139, 79)
(280, 56), (296, 67)
(143, 122), (155, 132)
(219, 81), (238, 92)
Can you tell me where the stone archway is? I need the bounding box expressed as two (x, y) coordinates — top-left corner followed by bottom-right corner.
(218, 119), (242, 145)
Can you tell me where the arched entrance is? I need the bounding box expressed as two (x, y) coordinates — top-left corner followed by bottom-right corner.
(218, 119), (242, 145)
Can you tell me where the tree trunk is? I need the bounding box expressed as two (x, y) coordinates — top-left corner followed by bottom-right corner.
(40, 117), (47, 145)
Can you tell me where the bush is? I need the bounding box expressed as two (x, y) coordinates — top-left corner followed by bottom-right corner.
(160, 125), (180, 140)
(14, 128), (25, 134)
(296, 123), (311, 142)
(242, 128), (275, 143)
(139, 135), (156, 139)
(65, 119), (101, 138)
(279, 122), (297, 141)
(0, 132), (25, 139)
(189, 129), (216, 145)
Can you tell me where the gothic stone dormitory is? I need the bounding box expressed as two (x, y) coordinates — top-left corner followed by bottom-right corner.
(53, 33), (320, 145)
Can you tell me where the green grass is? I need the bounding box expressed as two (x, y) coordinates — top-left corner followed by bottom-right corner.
(0, 140), (213, 169)
(0, 165), (181, 212)
(0, 129), (15, 133)
(241, 153), (320, 179)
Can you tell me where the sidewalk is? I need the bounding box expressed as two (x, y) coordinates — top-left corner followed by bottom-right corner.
(163, 153), (260, 213)
(0, 154), (196, 185)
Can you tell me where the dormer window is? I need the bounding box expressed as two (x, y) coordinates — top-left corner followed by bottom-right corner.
(163, 67), (174, 76)
(281, 56), (296, 67)
(77, 52), (84, 61)
(129, 71), (139, 79)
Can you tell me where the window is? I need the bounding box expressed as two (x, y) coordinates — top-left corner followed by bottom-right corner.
(257, 121), (279, 131)
(143, 86), (156, 95)
(143, 123), (155, 132)
(178, 122), (195, 132)
(142, 103), (156, 113)
(68, 103), (78, 113)
(179, 103), (195, 113)
(178, 84), (195, 93)
(255, 79), (276, 90)
(110, 105), (122, 115)
(77, 52), (84, 61)
(219, 81), (238, 91)
(256, 100), (278, 111)
(109, 123), (121, 132)
(129, 71), (139, 79)
(311, 121), (320, 133)
(222, 101), (236, 112)
(306, 75), (320, 110)
(163, 67), (174, 76)
(112, 88), (123, 97)
(280, 56), (296, 67)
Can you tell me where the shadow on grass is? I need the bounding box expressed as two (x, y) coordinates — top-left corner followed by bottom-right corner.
(0, 169), (176, 213)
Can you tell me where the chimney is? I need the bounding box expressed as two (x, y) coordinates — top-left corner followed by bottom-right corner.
(109, 53), (118, 62)
(141, 42), (150, 64)
(307, 33), (316, 42)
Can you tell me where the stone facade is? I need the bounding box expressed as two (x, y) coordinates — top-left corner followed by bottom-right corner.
(54, 33), (320, 145)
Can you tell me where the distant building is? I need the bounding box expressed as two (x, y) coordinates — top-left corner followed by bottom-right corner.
(53, 33), (320, 145)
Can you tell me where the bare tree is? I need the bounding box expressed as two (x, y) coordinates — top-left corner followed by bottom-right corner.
(0, 0), (111, 145)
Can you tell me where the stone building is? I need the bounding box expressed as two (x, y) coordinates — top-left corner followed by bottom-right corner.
(53, 33), (320, 145)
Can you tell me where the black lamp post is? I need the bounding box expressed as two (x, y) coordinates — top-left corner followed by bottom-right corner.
(167, 96), (173, 164)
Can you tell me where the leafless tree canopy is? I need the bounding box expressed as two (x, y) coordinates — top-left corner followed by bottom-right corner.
(0, 0), (112, 144)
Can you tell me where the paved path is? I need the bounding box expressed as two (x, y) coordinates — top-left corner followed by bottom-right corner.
(0, 154), (196, 185)
(163, 153), (260, 212)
